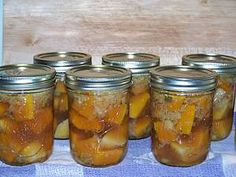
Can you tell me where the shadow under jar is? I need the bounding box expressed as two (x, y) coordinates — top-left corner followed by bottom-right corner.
(150, 65), (217, 167)
(182, 54), (236, 141)
(65, 65), (132, 167)
(34, 52), (92, 139)
(102, 52), (160, 139)
(0, 64), (56, 166)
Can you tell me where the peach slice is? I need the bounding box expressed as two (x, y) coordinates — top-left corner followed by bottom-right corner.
(129, 92), (150, 119)
(71, 97), (97, 120)
(0, 149), (17, 164)
(176, 104), (195, 135)
(54, 95), (60, 110)
(0, 132), (22, 156)
(54, 119), (69, 139)
(18, 142), (47, 164)
(72, 135), (99, 157)
(166, 96), (185, 112)
(55, 80), (67, 93)
(100, 123), (128, 150)
(0, 133), (18, 163)
(131, 83), (149, 96)
(0, 117), (17, 133)
(170, 127), (209, 163)
(213, 98), (231, 121)
(70, 109), (103, 132)
(58, 93), (68, 112)
(132, 115), (151, 138)
(154, 120), (177, 143)
(105, 104), (127, 125)
(218, 78), (233, 93)
(211, 117), (232, 140)
(20, 142), (42, 157)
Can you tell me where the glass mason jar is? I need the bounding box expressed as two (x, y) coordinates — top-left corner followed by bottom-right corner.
(34, 52), (92, 139)
(182, 54), (236, 141)
(65, 65), (131, 167)
(102, 52), (160, 139)
(150, 65), (217, 167)
(0, 64), (56, 166)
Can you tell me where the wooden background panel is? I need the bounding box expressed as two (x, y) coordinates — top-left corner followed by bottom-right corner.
(3, 0), (236, 65)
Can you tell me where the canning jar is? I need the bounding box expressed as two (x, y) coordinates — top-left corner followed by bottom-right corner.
(182, 54), (236, 141)
(65, 65), (131, 167)
(34, 52), (92, 139)
(102, 52), (160, 139)
(150, 65), (217, 166)
(0, 64), (56, 166)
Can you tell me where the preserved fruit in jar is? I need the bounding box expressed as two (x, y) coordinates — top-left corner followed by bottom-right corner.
(150, 65), (216, 166)
(0, 64), (56, 166)
(102, 52), (160, 139)
(34, 52), (92, 139)
(182, 54), (236, 140)
(65, 65), (131, 167)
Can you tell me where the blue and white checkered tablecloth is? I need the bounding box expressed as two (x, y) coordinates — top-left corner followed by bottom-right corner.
(0, 118), (235, 177)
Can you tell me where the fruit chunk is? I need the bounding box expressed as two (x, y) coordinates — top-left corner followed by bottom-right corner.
(12, 94), (34, 121)
(218, 78), (233, 93)
(213, 98), (231, 121)
(0, 102), (9, 117)
(154, 121), (177, 143)
(129, 92), (150, 119)
(176, 104), (195, 135)
(71, 132), (124, 166)
(0, 149), (17, 164)
(91, 148), (124, 166)
(100, 122), (128, 149)
(0, 133), (18, 163)
(132, 115), (151, 138)
(170, 127), (209, 163)
(167, 96), (184, 111)
(131, 82), (149, 95)
(59, 94), (68, 112)
(70, 109), (103, 132)
(0, 117), (17, 133)
(71, 97), (96, 120)
(18, 142), (47, 163)
(54, 119), (69, 139)
(73, 135), (99, 156)
(105, 104), (127, 125)
(55, 81), (67, 93)
(198, 96), (209, 108)
(20, 142), (42, 157)
(72, 135), (124, 166)
(211, 117), (232, 140)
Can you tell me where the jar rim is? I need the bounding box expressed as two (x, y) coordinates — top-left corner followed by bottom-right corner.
(65, 65), (132, 90)
(34, 51), (92, 73)
(0, 64), (56, 91)
(102, 52), (160, 74)
(150, 65), (217, 92)
(182, 53), (236, 73)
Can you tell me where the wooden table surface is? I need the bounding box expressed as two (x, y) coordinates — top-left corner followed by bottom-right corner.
(3, 0), (236, 65)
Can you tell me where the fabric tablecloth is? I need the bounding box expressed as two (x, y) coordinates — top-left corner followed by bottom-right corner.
(0, 118), (235, 177)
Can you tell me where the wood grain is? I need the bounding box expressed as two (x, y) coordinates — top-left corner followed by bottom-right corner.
(3, 0), (236, 65)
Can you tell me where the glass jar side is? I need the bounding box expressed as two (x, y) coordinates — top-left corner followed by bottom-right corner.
(53, 75), (69, 139)
(129, 74), (151, 139)
(212, 73), (235, 140)
(68, 88), (129, 167)
(150, 88), (214, 167)
(0, 88), (54, 166)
